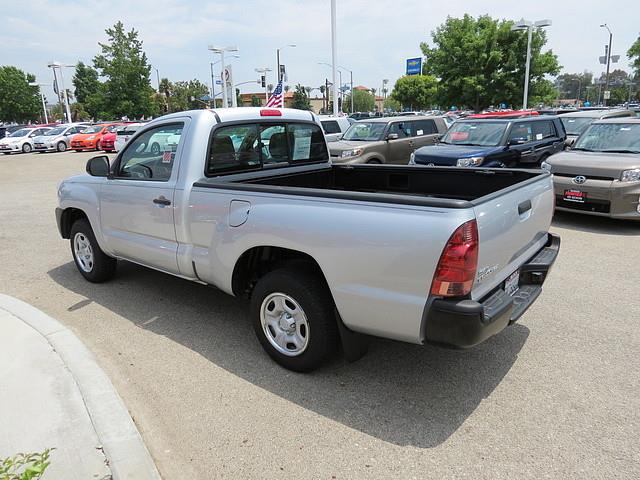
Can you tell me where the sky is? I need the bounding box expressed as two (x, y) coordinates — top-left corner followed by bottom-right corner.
(1, 0), (638, 104)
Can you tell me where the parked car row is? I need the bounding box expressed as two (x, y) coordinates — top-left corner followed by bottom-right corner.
(0, 121), (149, 155)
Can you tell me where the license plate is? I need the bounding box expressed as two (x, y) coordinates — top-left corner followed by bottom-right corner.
(504, 270), (520, 296)
(564, 189), (586, 203)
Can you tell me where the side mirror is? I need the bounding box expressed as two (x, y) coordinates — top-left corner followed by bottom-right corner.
(86, 155), (110, 177)
(508, 138), (526, 146)
(387, 133), (399, 141)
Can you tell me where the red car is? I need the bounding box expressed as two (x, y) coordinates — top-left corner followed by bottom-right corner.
(99, 125), (129, 152)
(70, 123), (121, 151)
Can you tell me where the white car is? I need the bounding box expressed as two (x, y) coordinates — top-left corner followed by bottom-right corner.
(33, 124), (88, 153)
(114, 123), (146, 152)
(0, 127), (52, 154)
(318, 115), (351, 142)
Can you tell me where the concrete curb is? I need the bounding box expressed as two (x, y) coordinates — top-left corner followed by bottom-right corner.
(0, 294), (162, 480)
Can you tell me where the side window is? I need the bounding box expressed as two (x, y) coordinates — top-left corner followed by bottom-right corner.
(532, 120), (557, 140)
(321, 120), (341, 134)
(389, 122), (412, 138)
(288, 123), (328, 162)
(117, 123), (184, 181)
(508, 122), (533, 144)
(207, 124), (260, 175)
(412, 120), (437, 136)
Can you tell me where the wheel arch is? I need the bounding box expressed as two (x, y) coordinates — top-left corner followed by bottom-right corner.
(59, 207), (90, 239)
(231, 246), (330, 299)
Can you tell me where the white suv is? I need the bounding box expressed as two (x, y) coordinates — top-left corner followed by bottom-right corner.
(318, 115), (351, 142)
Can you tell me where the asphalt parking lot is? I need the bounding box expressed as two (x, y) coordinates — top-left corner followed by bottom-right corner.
(1, 150), (639, 479)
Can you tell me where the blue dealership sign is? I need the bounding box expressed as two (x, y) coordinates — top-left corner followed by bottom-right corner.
(406, 57), (422, 75)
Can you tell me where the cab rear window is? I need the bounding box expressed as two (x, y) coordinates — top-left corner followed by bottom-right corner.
(206, 122), (328, 176)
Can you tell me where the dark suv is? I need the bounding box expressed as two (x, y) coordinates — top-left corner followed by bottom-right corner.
(410, 116), (566, 168)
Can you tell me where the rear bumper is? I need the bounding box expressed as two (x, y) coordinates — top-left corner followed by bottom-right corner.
(423, 233), (560, 348)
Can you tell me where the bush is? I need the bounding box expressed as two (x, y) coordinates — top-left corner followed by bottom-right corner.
(0, 449), (54, 480)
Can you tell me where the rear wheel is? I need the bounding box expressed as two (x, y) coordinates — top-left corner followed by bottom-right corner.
(96, 141), (101, 151)
(150, 142), (161, 155)
(366, 158), (382, 164)
(250, 267), (338, 372)
(70, 218), (117, 283)
(57, 141), (67, 152)
(22, 143), (32, 153)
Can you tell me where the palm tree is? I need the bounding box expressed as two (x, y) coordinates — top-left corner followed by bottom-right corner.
(267, 84), (274, 94)
(284, 85), (291, 93)
(370, 88), (377, 96)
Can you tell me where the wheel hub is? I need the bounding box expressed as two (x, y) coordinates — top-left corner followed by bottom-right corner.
(260, 293), (309, 357)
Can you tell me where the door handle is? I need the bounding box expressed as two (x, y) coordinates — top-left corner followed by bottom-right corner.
(521, 149), (533, 155)
(153, 196), (171, 206)
(518, 200), (532, 215)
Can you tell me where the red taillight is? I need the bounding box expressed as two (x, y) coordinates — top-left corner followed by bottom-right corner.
(430, 219), (479, 297)
(260, 109), (282, 116)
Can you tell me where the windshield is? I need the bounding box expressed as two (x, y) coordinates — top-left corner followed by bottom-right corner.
(573, 123), (640, 153)
(81, 126), (103, 134)
(440, 121), (507, 146)
(45, 127), (67, 136)
(561, 117), (593, 136)
(342, 122), (387, 141)
(10, 128), (32, 137)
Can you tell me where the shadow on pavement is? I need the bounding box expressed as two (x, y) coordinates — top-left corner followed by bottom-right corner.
(49, 260), (529, 448)
(552, 211), (640, 236)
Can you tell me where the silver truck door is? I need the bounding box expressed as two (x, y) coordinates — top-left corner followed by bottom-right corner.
(99, 121), (187, 274)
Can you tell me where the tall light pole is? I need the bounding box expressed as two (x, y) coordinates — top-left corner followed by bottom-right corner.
(600, 24), (613, 106)
(29, 82), (49, 123)
(319, 62), (345, 114)
(255, 68), (272, 103)
(511, 19), (552, 110)
(210, 55), (239, 108)
(276, 44), (296, 83)
(47, 61), (74, 123)
(208, 45), (239, 108)
(339, 65), (353, 114)
(330, 0), (338, 116)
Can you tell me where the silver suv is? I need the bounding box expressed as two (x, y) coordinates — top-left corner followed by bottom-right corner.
(329, 116), (448, 164)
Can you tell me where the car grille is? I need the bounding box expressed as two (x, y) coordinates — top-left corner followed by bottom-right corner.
(555, 195), (611, 213)
(553, 173), (616, 181)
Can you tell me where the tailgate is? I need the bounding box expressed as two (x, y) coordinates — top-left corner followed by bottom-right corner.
(471, 174), (554, 300)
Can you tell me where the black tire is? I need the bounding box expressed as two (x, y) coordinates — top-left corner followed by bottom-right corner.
(250, 267), (338, 372)
(70, 218), (117, 283)
(150, 142), (161, 155)
(366, 158), (382, 164)
(22, 143), (32, 153)
(57, 141), (67, 152)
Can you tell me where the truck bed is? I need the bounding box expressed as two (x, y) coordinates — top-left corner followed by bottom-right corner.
(196, 164), (548, 209)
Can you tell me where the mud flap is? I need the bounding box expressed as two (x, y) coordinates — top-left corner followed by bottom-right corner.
(335, 309), (369, 362)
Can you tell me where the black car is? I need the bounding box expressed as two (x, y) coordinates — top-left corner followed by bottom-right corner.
(411, 116), (567, 168)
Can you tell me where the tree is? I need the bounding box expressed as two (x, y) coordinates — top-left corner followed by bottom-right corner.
(343, 89), (375, 112)
(93, 21), (155, 118)
(0, 66), (41, 123)
(160, 79), (210, 112)
(284, 85), (291, 93)
(391, 75), (438, 110)
(555, 72), (593, 101)
(291, 84), (311, 110)
(383, 97), (401, 112)
(628, 35), (640, 78)
(73, 61), (103, 119)
(596, 69), (633, 104)
(251, 95), (262, 107)
(421, 14), (561, 110)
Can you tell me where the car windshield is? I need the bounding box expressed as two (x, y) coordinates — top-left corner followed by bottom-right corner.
(118, 126), (141, 135)
(10, 128), (31, 137)
(45, 127), (67, 136)
(560, 117), (593, 135)
(573, 123), (640, 153)
(81, 126), (103, 134)
(440, 121), (507, 146)
(342, 122), (387, 141)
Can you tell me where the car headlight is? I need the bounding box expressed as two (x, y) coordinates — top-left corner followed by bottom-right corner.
(409, 152), (415, 165)
(341, 148), (363, 158)
(621, 169), (640, 182)
(541, 161), (552, 172)
(456, 156), (484, 167)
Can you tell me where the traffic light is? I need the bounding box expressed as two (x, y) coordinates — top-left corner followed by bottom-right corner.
(261, 75), (266, 88)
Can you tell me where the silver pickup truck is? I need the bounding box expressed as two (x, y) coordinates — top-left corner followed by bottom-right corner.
(56, 107), (560, 372)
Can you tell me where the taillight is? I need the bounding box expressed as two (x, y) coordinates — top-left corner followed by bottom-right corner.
(260, 109), (282, 116)
(430, 219), (479, 297)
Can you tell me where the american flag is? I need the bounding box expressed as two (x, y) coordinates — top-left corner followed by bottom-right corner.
(266, 81), (284, 108)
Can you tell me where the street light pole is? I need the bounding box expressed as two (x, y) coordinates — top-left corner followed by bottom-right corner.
(330, 0), (338, 116)
(255, 68), (272, 103)
(511, 19), (552, 110)
(29, 82), (49, 123)
(339, 66), (354, 114)
(47, 62), (74, 123)
(600, 24), (613, 106)
(208, 46), (239, 108)
(276, 44), (296, 83)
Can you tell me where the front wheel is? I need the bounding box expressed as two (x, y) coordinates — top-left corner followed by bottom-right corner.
(57, 141), (67, 152)
(70, 218), (117, 283)
(250, 268), (338, 372)
(22, 143), (32, 153)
